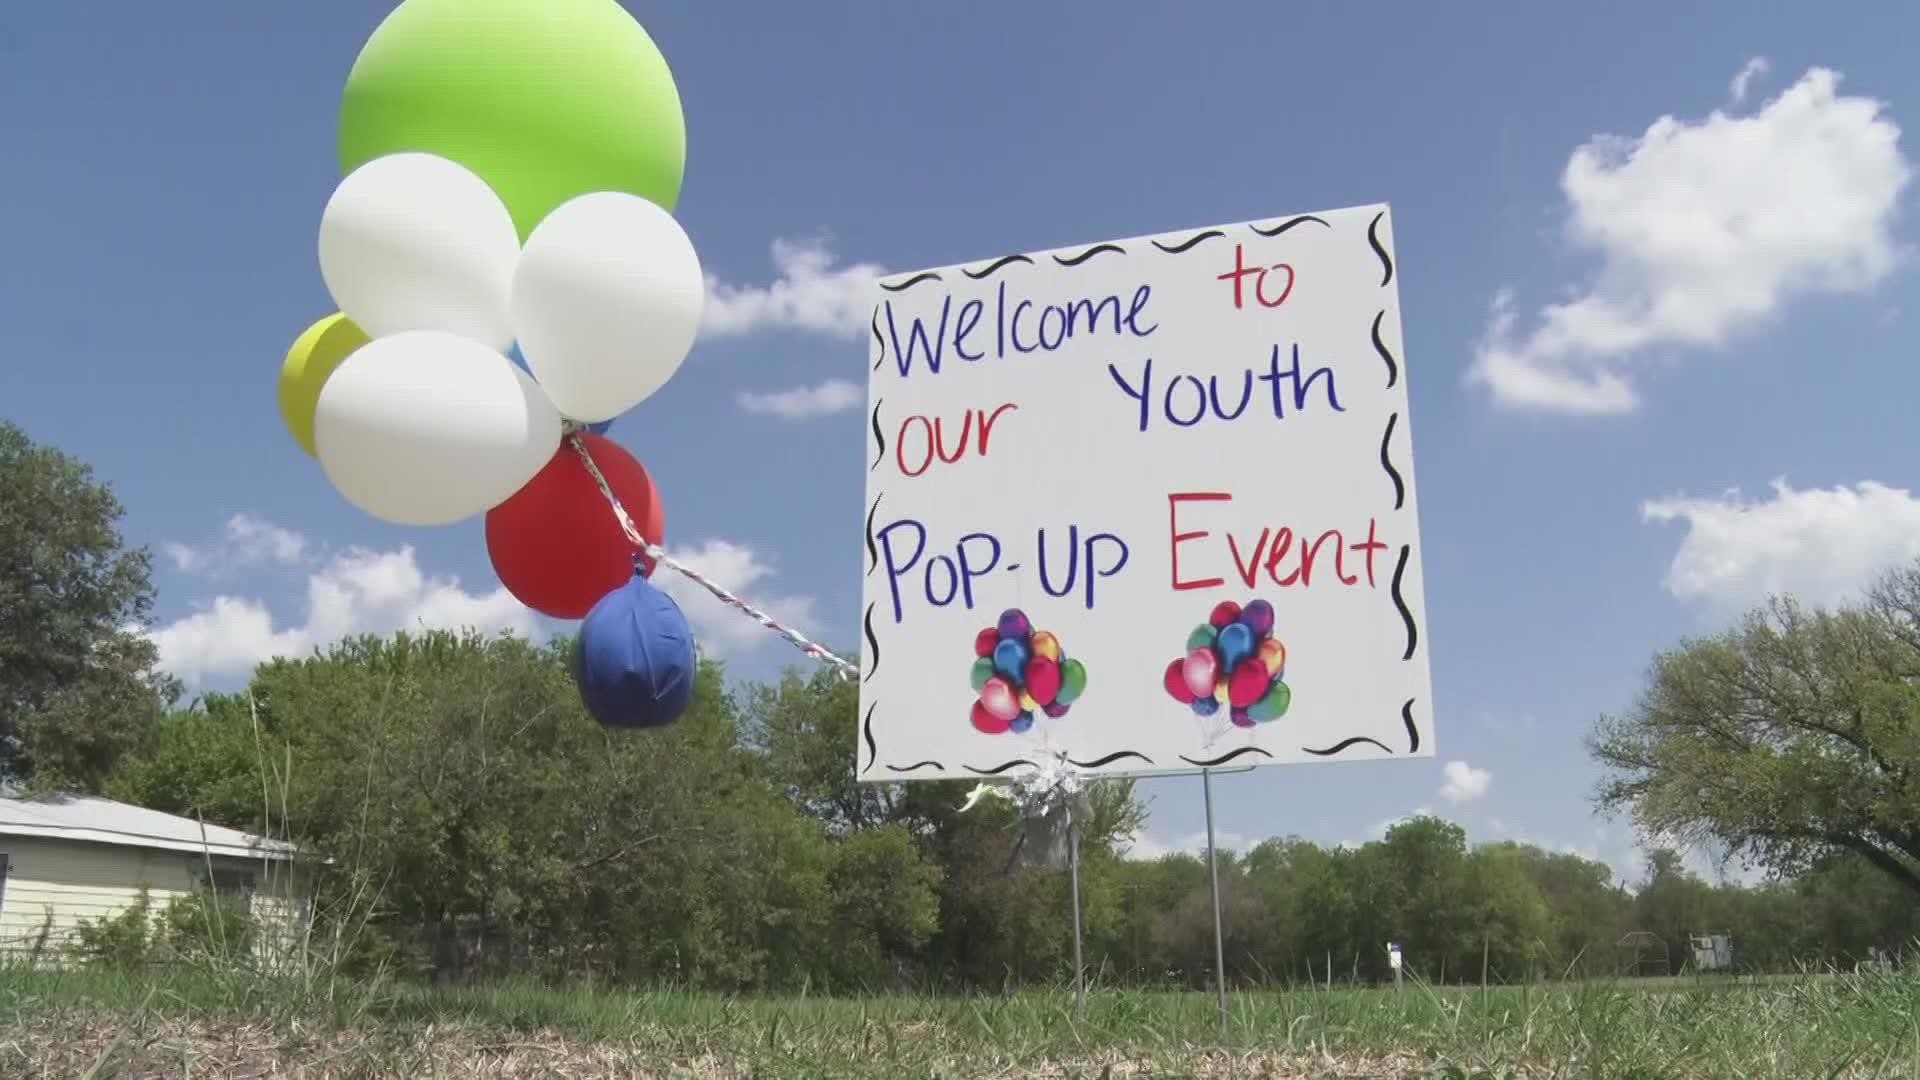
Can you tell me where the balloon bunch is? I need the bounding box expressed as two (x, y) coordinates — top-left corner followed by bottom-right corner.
(276, 0), (705, 729)
(969, 609), (1089, 735)
(1163, 600), (1292, 728)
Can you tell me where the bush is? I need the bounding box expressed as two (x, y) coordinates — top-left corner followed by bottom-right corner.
(70, 890), (258, 970)
(71, 890), (156, 970)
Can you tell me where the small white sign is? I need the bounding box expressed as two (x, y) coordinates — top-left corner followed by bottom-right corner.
(1387, 944), (1404, 970)
(857, 205), (1435, 781)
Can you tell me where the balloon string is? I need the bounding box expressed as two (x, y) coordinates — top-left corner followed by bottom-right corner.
(566, 432), (860, 681)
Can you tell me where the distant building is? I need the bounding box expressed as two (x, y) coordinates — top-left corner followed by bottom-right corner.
(0, 793), (312, 965)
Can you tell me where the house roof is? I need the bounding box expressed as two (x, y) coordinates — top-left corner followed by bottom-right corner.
(0, 793), (298, 862)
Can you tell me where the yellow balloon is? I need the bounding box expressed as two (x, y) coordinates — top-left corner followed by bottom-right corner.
(1019, 691), (1041, 714)
(1213, 682), (1230, 706)
(279, 314), (371, 457)
(1259, 638), (1287, 676)
(1030, 631), (1061, 661)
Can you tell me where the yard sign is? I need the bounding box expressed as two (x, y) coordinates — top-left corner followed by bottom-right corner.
(857, 204), (1433, 781)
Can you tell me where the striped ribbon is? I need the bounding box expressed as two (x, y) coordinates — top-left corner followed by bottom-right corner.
(567, 432), (860, 681)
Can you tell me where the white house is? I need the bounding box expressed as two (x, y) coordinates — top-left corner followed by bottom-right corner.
(0, 793), (312, 963)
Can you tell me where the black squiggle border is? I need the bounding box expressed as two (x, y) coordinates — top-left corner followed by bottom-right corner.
(870, 305), (885, 372)
(1070, 751), (1155, 770)
(1053, 243), (1125, 267)
(1390, 545), (1417, 661)
(863, 493), (882, 576)
(880, 271), (941, 293)
(868, 398), (886, 473)
(1152, 230), (1223, 254)
(963, 254), (1034, 280)
(861, 603), (880, 682)
(1250, 215), (1331, 237)
(1368, 211), (1394, 286)
(965, 759), (1038, 775)
(1379, 413), (1405, 512)
(862, 702), (878, 772)
(1372, 310), (1397, 388)
(1303, 736), (1392, 757)
(1180, 747), (1275, 768)
(885, 761), (945, 774)
(1401, 698), (1419, 754)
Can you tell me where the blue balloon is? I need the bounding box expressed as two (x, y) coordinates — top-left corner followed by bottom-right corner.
(575, 575), (696, 729)
(1191, 697), (1219, 718)
(1217, 621), (1256, 672)
(510, 344), (613, 434)
(1010, 711), (1034, 734)
(992, 638), (1031, 685)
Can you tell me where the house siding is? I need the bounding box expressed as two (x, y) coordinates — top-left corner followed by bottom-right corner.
(0, 836), (310, 966)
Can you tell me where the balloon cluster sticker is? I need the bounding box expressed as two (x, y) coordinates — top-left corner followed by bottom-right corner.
(1163, 600), (1291, 728)
(969, 609), (1087, 735)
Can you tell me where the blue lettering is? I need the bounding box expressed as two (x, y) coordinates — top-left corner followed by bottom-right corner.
(1106, 343), (1343, 430)
(954, 299), (986, 362)
(1037, 526), (1131, 609)
(876, 518), (928, 623)
(884, 299), (951, 377)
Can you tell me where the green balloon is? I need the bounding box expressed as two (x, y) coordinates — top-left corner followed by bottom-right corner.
(969, 657), (995, 693)
(339, 0), (687, 239)
(1249, 679), (1292, 723)
(1056, 659), (1088, 705)
(1185, 624), (1217, 652)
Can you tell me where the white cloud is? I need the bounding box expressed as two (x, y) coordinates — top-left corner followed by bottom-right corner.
(150, 543), (539, 686)
(1360, 806), (1436, 844)
(165, 513), (309, 575)
(1729, 57), (1770, 105)
(652, 539), (821, 660)
(1643, 478), (1920, 615)
(1470, 64), (1911, 414)
(1120, 828), (1255, 861)
(736, 378), (863, 419)
(1439, 761), (1493, 803)
(703, 238), (884, 340)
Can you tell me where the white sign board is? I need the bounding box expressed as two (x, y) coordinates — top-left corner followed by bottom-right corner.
(856, 204), (1433, 781)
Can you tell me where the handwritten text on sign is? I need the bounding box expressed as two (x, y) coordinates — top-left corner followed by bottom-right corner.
(858, 206), (1433, 782)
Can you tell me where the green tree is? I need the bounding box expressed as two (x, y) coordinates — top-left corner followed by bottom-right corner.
(0, 420), (175, 785)
(1591, 568), (1920, 896)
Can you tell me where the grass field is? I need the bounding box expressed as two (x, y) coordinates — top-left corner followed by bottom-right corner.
(2, 965), (1916, 1078)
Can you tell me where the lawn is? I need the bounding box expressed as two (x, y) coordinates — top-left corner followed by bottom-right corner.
(1, 965), (1915, 1078)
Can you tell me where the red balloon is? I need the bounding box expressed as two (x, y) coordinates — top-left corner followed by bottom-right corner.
(1163, 659), (1197, 704)
(971, 699), (1011, 734)
(974, 627), (999, 658)
(1228, 658), (1270, 708)
(1209, 601), (1243, 629)
(1024, 657), (1062, 705)
(486, 434), (665, 619)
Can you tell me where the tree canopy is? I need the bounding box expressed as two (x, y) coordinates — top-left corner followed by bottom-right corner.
(0, 419), (175, 787)
(1590, 561), (1920, 895)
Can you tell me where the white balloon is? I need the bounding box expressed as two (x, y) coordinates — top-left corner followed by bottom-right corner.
(314, 331), (562, 527)
(511, 192), (705, 422)
(318, 153), (521, 351)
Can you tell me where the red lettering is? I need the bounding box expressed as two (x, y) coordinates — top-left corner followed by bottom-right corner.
(1264, 528), (1298, 586)
(932, 411), (973, 466)
(1168, 492), (1386, 591)
(1216, 244), (1261, 310)
(1254, 263), (1295, 308)
(1216, 244), (1296, 311)
(1168, 492), (1230, 591)
(895, 416), (934, 477)
(894, 403), (1021, 478)
(1226, 528), (1270, 588)
(1352, 518), (1388, 586)
(977, 402), (1019, 455)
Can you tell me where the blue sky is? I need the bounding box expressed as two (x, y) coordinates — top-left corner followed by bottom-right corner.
(6, 2), (1917, 881)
